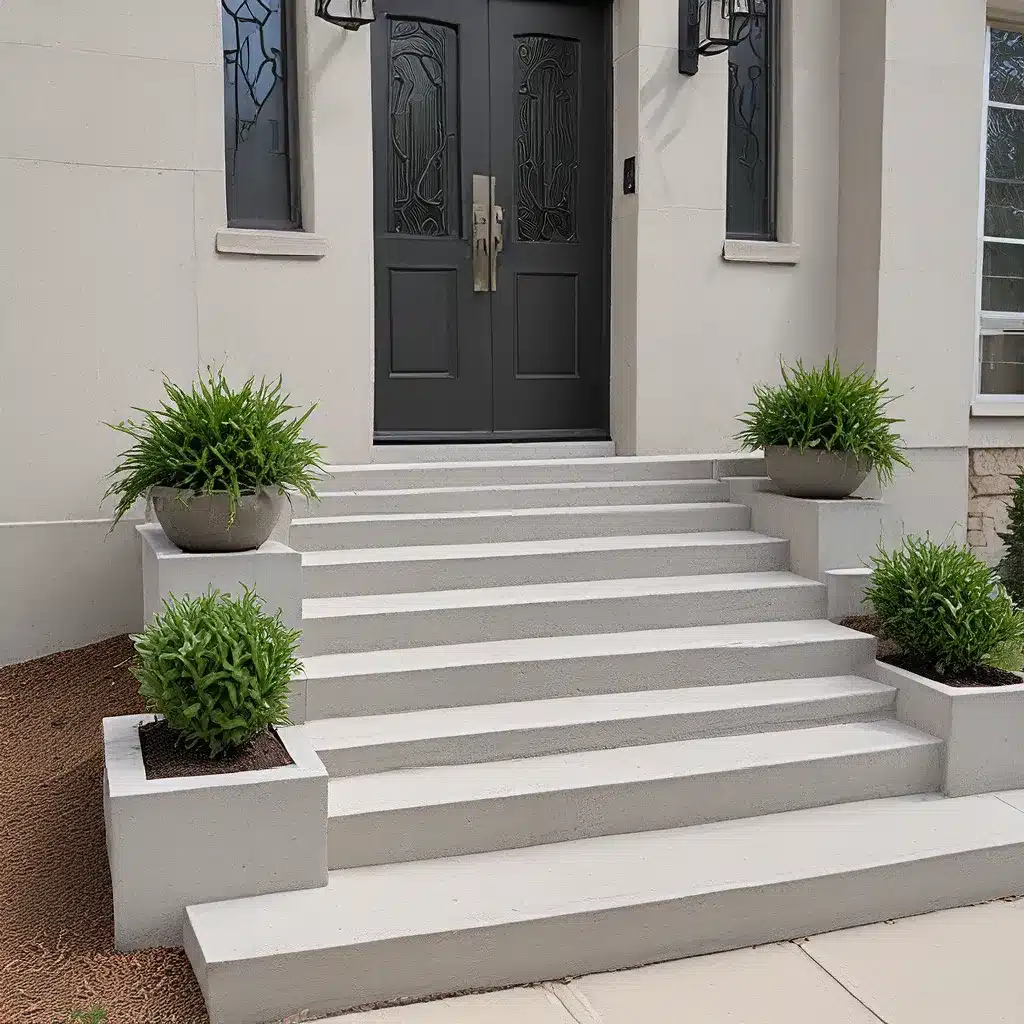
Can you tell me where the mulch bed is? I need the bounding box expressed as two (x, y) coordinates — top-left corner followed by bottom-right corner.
(842, 614), (1024, 689)
(0, 636), (209, 1024)
(140, 720), (292, 780)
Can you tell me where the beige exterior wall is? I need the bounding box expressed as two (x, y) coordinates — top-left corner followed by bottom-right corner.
(0, 0), (1018, 663)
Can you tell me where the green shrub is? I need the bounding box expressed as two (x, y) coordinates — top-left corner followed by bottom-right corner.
(865, 536), (1024, 676)
(131, 589), (301, 758)
(998, 470), (1024, 606)
(105, 369), (326, 527)
(735, 357), (910, 486)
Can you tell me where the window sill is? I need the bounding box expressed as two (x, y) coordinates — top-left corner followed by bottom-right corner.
(215, 228), (329, 259)
(722, 239), (801, 265)
(971, 399), (1024, 418)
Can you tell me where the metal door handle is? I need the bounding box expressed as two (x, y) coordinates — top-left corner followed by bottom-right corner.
(490, 177), (504, 292)
(472, 174), (490, 293)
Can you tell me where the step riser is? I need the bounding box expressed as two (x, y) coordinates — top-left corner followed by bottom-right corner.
(301, 584), (826, 656)
(304, 636), (877, 718)
(328, 743), (942, 868)
(292, 504), (751, 551)
(185, 842), (1024, 1024)
(369, 442), (617, 463)
(310, 481), (730, 517)
(303, 539), (790, 598)
(317, 697), (895, 776)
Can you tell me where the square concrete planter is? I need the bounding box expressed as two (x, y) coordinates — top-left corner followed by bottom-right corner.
(103, 715), (328, 951)
(874, 660), (1024, 797)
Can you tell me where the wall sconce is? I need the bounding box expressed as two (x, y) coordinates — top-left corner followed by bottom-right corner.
(679, 0), (765, 75)
(314, 0), (375, 30)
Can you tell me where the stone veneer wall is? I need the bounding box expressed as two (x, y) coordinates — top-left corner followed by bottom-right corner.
(968, 449), (1024, 565)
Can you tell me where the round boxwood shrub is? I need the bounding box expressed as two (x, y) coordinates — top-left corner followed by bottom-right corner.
(131, 588), (301, 758)
(865, 536), (1024, 677)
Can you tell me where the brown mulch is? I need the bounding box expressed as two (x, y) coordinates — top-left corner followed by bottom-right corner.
(842, 614), (1024, 689)
(140, 720), (292, 780)
(0, 636), (209, 1024)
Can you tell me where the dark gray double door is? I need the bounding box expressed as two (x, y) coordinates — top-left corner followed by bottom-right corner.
(372, 0), (609, 440)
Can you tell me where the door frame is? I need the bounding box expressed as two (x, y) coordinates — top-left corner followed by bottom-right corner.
(371, 0), (614, 445)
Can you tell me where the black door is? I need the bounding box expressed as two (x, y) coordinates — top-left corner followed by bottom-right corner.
(372, 0), (610, 440)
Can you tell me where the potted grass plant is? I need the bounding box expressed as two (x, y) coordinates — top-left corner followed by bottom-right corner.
(735, 357), (910, 499)
(105, 370), (325, 553)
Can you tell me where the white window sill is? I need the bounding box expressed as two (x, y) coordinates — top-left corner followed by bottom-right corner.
(215, 228), (329, 259)
(971, 399), (1024, 417)
(722, 239), (801, 265)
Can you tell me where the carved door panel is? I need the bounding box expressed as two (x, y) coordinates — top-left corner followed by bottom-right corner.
(372, 0), (608, 438)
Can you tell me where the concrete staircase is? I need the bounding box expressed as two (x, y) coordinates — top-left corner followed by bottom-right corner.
(183, 446), (1024, 1024)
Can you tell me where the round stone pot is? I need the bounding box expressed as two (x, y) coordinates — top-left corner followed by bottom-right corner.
(763, 445), (870, 499)
(150, 487), (286, 553)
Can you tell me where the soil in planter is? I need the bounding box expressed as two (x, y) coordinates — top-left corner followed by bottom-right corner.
(139, 719), (293, 779)
(842, 614), (1023, 688)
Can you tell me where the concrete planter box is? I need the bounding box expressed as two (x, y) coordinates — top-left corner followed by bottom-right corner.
(103, 715), (328, 951)
(875, 660), (1024, 797)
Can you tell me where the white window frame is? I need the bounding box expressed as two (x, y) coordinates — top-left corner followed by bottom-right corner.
(976, 24), (1024, 414)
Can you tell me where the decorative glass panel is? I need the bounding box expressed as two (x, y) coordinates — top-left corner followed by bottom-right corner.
(223, 0), (299, 228)
(983, 241), (1024, 312)
(980, 332), (1024, 394)
(726, 4), (775, 240)
(515, 35), (580, 243)
(990, 29), (1024, 105)
(387, 19), (459, 237)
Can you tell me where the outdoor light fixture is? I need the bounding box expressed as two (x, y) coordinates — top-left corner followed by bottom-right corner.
(679, 0), (765, 75)
(314, 0), (375, 30)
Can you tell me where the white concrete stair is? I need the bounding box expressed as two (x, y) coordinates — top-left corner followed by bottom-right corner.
(299, 571), (826, 656)
(302, 531), (789, 597)
(315, 453), (765, 490)
(185, 792), (1024, 1024)
(370, 441), (617, 462)
(324, 721), (941, 867)
(309, 478), (730, 516)
(301, 618), (877, 718)
(290, 501), (750, 551)
(307, 675), (896, 776)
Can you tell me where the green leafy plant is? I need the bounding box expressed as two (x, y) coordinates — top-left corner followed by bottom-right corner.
(998, 469), (1024, 606)
(105, 369), (326, 527)
(58, 1009), (108, 1024)
(865, 536), (1024, 676)
(131, 588), (301, 758)
(735, 357), (910, 486)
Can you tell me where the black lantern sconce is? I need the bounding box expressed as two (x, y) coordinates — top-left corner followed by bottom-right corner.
(314, 0), (375, 30)
(679, 0), (765, 75)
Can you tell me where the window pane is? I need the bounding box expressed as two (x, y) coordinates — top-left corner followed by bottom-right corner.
(726, 7), (775, 240)
(223, 0), (297, 227)
(980, 333), (1024, 394)
(983, 241), (1024, 311)
(990, 29), (1024, 105)
(985, 179), (1024, 238)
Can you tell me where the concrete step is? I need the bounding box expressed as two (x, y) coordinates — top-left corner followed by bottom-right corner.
(299, 572), (826, 657)
(305, 675), (896, 776)
(307, 479), (730, 517)
(301, 531), (789, 598)
(370, 441), (617, 462)
(184, 792), (1024, 1024)
(325, 720), (942, 867)
(290, 502), (750, 551)
(315, 454), (765, 491)
(301, 619), (877, 718)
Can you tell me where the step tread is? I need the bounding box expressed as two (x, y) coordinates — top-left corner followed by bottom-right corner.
(303, 676), (894, 753)
(314, 478), (725, 499)
(294, 501), (740, 527)
(322, 453), (743, 473)
(301, 531), (784, 567)
(327, 720), (939, 816)
(299, 619), (873, 678)
(303, 571), (819, 619)
(188, 792), (1024, 962)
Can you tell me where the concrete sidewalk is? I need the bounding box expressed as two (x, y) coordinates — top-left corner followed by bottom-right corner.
(323, 897), (1024, 1024)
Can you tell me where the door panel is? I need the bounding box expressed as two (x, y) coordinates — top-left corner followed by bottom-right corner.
(372, 0), (492, 435)
(489, 0), (609, 434)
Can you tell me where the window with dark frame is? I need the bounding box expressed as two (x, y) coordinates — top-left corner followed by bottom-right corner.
(726, 1), (777, 241)
(222, 0), (301, 230)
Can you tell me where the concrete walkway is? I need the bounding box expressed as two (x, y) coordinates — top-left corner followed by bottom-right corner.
(322, 897), (1024, 1024)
